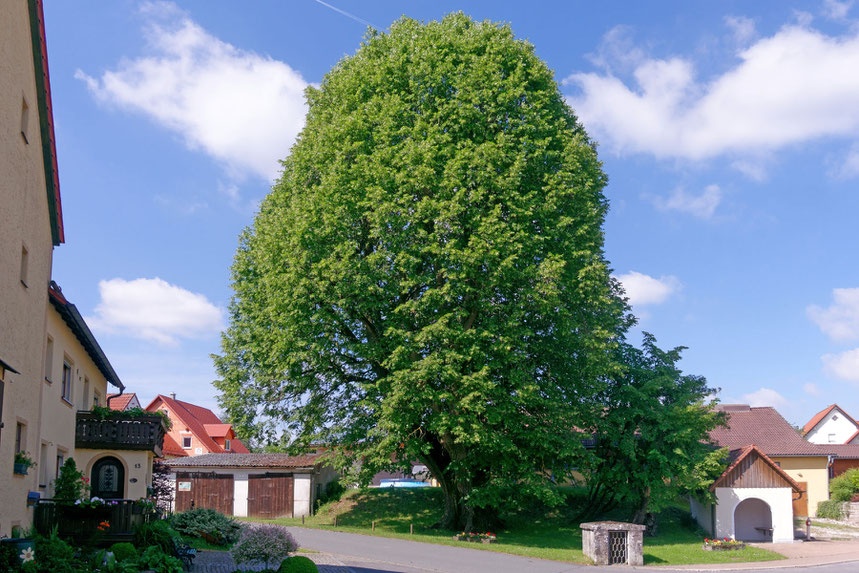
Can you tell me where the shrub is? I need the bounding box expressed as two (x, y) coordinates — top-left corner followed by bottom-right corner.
(134, 519), (177, 553)
(109, 541), (138, 562)
(52, 458), (88, 501)
(32, 529), (77, 573)
(138, 546), (183, 573)
(817, 500), (846, 520)
(172, 508), (241, 545)
(231, 524), (297, 569)
(830, 468), (859, 502)
(279, 555), (318, 573)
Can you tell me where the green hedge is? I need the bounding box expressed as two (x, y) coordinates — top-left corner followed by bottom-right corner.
(817, 500), (846, 520)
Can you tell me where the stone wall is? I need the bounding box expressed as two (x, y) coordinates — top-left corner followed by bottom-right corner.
(847, 502), (859, 526)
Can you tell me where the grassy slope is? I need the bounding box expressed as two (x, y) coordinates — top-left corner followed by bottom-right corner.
(252, 488), (785, 566)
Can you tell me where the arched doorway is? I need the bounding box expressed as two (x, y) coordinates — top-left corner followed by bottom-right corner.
(734, 498), (772, 541)
(91, 456), (125, 499)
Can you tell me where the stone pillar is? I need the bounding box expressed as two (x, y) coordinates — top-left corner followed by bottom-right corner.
(580, 521), (647, 566)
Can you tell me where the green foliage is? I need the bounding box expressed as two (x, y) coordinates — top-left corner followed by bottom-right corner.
(53, 458), (88, 501)
(109, 542), (138, 562)
(576, 333), (726, 523)
(215, 11), (627, 531)
(171, 508), (241, 545)
(231, 524), (297, 568)
(32, 528), (77, 573)
(817, 500), (846, 519)
(133, 520), (177, 553)
(829, 468), (859, 502)
(279, 555), (318, 573)
(89, 405), (172, 430)
(137, 546), (183, 573)
(14, 451), (36, 468)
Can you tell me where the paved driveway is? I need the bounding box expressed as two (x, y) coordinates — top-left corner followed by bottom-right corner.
(287, 528), (859, 573)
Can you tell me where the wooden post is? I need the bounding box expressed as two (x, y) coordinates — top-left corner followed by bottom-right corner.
(334, 515), (338, 527)
(410, 522), (414, 535)
(302, 515), (305, 525)
(372, 520), (376, 531)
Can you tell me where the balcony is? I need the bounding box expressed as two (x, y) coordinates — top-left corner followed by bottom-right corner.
(75, 412), (166, 456)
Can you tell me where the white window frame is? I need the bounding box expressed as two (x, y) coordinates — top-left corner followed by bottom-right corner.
(182, 436), (192, 449)
(61, 360), (73, 403)
(224, 439), (231, 451)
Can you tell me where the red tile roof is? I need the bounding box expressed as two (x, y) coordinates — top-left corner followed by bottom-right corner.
(203, 424), (232, 438)
(710, 405), (827, 456)
(165, 453), (323, 468)
(107, 393), (136, 411)
(161, 434), (188, 458)
(848, 430), (859, 444)
(802, 404), (859, 436)
(710, 445), (802, 492)
(145, 395), (250, 454)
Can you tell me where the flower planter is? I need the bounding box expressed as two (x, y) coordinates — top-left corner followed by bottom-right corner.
(453, 534), (497, 544)
(702, 543), (745, 551)
(13, 463), (29, 475)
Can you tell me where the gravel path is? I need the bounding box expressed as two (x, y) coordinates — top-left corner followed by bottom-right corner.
(190, 549), (353, 573)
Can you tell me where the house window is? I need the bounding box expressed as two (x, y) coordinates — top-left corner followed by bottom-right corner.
(61, 361), (73, 403)
(39, 443), (49, 488)
(828, 433), (837, 443)
(224, 439), (231, 451)
(20, 245), (29, 287)
(182, 436), (192, 449)
(833, 414), (839, 421)
(20, 97), (30, 143)
(15, 422), (25, 454)
(93, 391), (101, 408)
(80, 377), (90, 411)
(44, 337), (53, 382)
(56, 451), (65, 480)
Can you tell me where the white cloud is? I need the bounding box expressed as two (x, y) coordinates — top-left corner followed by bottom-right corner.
(566, 23), (859, 164)
(725, 15), (756, 45)
(803, 382), (822, 396)
(823, 348), (859, 381)
(616, 271), (681, 306)
(834, 143), (859, 178)
(824, 0), (854, 21)
(89, 277), (223, 345)
(650, 184), (722, 218)
(76, 1), (308, 181)
(741, 387), (789, 408)
(807, 287), (859, 342)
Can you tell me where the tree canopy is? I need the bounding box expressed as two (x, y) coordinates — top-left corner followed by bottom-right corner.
(214, 13), (716, 530)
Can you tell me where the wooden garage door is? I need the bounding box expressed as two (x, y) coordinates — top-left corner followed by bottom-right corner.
(174, 472), (234, 515)
(792, 481), (808, 518)
(248, 473), (294, 518)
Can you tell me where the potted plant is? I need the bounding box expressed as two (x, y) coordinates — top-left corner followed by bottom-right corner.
(13, 451), (36, 475)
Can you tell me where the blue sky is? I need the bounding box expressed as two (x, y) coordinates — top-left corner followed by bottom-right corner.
(42, 1), (859, 426)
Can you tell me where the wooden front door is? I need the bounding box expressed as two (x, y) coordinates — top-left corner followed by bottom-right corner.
(247, 473), (294, 518)
(174, 472), (234, 515)
(793, 481), (808, 517)
(91, 456), (125, 499)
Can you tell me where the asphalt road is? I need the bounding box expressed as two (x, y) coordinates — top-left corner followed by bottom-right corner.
(287, 528), (859, 573)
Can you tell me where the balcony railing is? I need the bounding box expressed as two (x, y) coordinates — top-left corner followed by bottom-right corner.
(76, 412), (166, 456)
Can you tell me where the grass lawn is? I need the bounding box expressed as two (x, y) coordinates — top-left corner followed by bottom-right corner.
(249, 488), (785, 566)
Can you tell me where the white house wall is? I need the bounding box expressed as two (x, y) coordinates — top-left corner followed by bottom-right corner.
(806, 409), (859, 444)
(714, 487), (794, 543)
(689, 496), (714, 535)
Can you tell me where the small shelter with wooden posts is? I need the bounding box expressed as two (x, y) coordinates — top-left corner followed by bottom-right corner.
(691, 445), (801, 543)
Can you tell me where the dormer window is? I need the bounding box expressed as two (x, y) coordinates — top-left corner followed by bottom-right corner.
(224, 439), (231, 451)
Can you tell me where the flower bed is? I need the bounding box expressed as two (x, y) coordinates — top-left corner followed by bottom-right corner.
(453, 532), (497, 544)
(702, 538), (745, 551)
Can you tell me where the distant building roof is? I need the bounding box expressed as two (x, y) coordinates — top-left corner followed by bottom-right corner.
(145, 394), (250, 454)
(107, 393), (139, 411)
(710, 405), (825, 457)
(802, 404), (859, 436)
(165, 453), (322, 469)
(49, 282), (122, 391)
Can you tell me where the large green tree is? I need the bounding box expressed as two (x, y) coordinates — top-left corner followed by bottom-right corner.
(214, 13), (628, 530)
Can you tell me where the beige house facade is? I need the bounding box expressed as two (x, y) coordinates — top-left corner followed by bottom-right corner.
(1, 0), (163, 536)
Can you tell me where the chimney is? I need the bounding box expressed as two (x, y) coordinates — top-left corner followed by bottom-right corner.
(170, 392), (176, 400)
